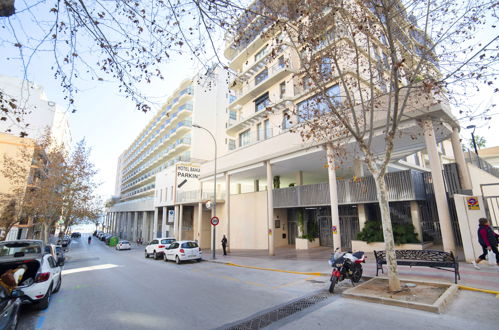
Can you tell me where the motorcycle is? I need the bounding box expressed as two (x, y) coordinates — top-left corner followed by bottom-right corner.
(328, 248), (366, 293)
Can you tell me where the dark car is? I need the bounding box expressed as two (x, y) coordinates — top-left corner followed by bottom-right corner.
(0, 287), (23, 330)
(70, 232), (81, 238)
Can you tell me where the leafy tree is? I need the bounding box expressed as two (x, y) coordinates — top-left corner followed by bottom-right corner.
(0, 200), (18, 241)
(470, 135), (487, 150)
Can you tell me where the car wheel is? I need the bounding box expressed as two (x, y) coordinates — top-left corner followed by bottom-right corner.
(35, 284), (52, 310)
(196, 258), (202, 263)
(163, 253), (168, 262)
(53, 276), (62, 293)
(175, 255), (181, 264)
(153, 251), (157, 260)
(145, 250), (149, 258)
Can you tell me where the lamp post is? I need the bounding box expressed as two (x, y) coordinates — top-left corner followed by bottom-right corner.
(466, 124), (481, 169)
(192, 124), (217, 259)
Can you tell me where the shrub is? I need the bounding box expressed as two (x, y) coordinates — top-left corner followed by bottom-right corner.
(356, 221), (419, 244)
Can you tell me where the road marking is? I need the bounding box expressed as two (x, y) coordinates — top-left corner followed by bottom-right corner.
(62, 263), (119, 275)
(224, 262), (322, 276)
(458, 285), (499, 295)
(272, 275), (320, 290)
(36, 315), (45, 329)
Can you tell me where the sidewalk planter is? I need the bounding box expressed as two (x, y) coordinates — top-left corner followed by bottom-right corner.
(351, 240), (433, 252)
(295, 238), (320, 250)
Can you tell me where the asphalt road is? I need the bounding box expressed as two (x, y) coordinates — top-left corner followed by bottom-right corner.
(17, 234), (330, 330)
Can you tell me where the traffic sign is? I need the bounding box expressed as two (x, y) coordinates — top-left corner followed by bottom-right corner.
(210, 216), (219, 226)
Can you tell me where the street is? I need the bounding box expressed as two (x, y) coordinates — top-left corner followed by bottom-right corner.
(16, 235), (499, 330)
(17, 235), (330, 330)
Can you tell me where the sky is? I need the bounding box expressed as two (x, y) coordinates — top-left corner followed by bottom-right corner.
(0, 1), (498, 202)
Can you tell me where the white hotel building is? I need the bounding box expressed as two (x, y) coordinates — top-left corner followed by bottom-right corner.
(105, 66), (228, 242)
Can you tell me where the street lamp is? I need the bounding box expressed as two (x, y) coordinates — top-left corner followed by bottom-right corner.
(466, 124), (482, 169)
(192, 124), (217, 259)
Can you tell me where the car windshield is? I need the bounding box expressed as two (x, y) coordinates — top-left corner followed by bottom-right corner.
(181, 242), (198, 249)
(0, 242), (42, 257)
(121, 241), (129, 244)
(161, 239), (175, 244)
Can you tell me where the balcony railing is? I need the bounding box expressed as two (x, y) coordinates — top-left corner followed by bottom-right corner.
(176, 190), (226, 204)
(273, 170), (426, 208)
(464, 150), (499, 179)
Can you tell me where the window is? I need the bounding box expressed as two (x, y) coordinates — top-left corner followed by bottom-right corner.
(229, 111), (237, 120)
(279, 82), (286, 99)
(161, 239), (175, 244)
(297, 84), (340, 122)
(257, 123), (262, 141)
(264, 119), (271, 139)
(255, 68), (268, 85)
(48, 256), (56, 268)
(254, 92), (270, 112)
(181, 242), (199, 248)
(278, 56), (285, 68)
(282, 113), (292, 130)
(228, 139), (236, 150)
(151, 240), (159, 245)
(239, 129), (250, 147)
(321, 57), (332, 77)
(254, 45), (268, 62)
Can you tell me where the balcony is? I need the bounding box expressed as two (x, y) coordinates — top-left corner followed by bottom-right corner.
(227, 97), (294, 135)
(176, 190), (226, 204)
(229, 61), (297, 109)
(273, 170), (426, 208)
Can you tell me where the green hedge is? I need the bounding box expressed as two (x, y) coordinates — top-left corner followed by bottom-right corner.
(356, 221), (420, 244)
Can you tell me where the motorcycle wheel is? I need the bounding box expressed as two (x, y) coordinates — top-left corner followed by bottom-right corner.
(329, 275), (338, 293)
(352, 264), (363, 283)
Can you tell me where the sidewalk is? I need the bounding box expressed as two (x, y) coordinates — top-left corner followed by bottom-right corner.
(205, 246), (499, 292)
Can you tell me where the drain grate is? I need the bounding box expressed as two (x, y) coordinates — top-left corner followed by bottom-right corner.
(225, 292), (331, 330)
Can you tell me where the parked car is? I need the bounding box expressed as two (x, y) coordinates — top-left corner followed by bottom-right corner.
(144, 237), (176, 260)
(0, 240), (62, 310)
(164, 241), (202, 264)
(44, 244), (65, 266)
(116, 240), (131, 250)
(0, 286), (23, 330)
(70, 232), (81, 238)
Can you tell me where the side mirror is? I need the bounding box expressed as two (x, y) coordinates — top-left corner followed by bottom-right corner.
(11, 289), (24, 298)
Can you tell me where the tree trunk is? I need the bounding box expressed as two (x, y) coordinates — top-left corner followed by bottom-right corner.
(374, 173), (401, 292)
(42, 223), (50, 244)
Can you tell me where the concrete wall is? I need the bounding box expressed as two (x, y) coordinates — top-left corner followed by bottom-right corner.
(454, 194), (487, 263)
(468, 163), (499, 196)
(274, 208), (289, 247)
(229, 191), (269, 249)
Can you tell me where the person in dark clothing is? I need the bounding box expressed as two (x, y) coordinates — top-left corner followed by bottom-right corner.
(473, 218), (499, 270)
(221, 235), (228, 256)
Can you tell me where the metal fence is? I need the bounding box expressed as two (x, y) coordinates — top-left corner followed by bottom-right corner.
(273, 170), (426, 208)
(464, 150), (499, 179)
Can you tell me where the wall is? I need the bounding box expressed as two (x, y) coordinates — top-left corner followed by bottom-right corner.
(468, 163), (499, 196)
(273, 208), (289, 247)
(229, 191), (269, 249)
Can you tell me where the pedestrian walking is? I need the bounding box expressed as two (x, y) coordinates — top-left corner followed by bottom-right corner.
(88, 236), (92, 245)
(472, 218), (499, 270)
(221, 235), (228, 256)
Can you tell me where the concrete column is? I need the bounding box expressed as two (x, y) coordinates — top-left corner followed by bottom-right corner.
(450, 127), (473, 191)
(153, 207), (159, 239)
(326, 143), (341, 251)
(236, 184), (241, 194)
(174, 205), (179, 239)
(114, 212), (118, 236)
(353, 158), (364, 177)
(266, 161), (275, 256)
(410, 201), (423, 242)
(161, 206), (167, 237)
(197, 202), (203, 247)
(140, 211), (146, 242)
(424, 120), (456, 252)
(225, 173), (231, 253)
(133, 212), (138, 242)
(295, 171), (303, 186)
(254, 179), (259, 192)
(179, 204), (184, 240)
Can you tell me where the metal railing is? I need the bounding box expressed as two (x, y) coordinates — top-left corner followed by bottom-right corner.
(176, 190), (226, 204)
(464, 150), (499, 179)
(273, 170), (426, 208)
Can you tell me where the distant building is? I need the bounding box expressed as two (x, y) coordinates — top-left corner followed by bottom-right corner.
(0, 75), (72, 150)
(105, 65), (229, 241)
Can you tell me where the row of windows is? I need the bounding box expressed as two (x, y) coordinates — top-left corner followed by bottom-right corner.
(124, 87), (193, 162)
(121, 137), (191, 192)
(124, 103), (193, 171)
(122, 119), (192, 180)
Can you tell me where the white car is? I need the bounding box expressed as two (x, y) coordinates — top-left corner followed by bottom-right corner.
(0, 240), (62, 310)
(164, 240), (202, 264)
(116, 240), (131, 250)
(145, 237), (176, 260)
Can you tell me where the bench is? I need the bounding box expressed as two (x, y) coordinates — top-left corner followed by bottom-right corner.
(373, 250), (460, 284)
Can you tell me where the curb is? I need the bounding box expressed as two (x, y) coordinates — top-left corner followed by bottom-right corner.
(207, 260), (498, 295)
